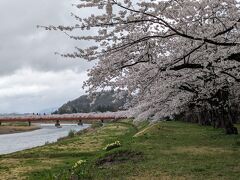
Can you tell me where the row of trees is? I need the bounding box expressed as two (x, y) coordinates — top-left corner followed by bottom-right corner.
(44, 0), (240, 134)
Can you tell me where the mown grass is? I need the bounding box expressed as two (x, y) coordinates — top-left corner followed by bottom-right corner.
(0, 120), (239, 180)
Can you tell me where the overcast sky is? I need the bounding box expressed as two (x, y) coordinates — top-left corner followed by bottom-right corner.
(0, 0), (94, 113)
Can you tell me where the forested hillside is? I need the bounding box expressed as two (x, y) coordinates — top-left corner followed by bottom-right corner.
(53, 91), (128, 114)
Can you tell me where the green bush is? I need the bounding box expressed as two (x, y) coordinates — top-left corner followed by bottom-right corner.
(44, 141), (50, 145)
(68, 130), (76, 138)
(91, 122), (103, 129)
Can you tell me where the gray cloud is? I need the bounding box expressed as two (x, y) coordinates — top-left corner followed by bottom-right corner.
(0, 0), (95, 113)
(0, 68), (88, 113)
(0, 0), (94, 75)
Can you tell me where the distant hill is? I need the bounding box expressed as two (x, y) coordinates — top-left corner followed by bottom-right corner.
(53, 90), (128, 114)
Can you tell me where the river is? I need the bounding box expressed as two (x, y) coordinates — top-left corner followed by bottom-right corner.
(0, 124), (90, 155)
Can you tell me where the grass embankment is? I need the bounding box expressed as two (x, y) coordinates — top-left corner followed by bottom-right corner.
(0, 120), (239, 179)
(0, 122), (39, 134)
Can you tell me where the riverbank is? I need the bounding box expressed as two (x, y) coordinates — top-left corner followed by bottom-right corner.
(0, 120), (239, 179)
(0, 124), (40, 135)
(0, 124), (90, 155)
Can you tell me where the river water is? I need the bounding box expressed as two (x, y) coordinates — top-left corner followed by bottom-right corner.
(0, 124), (90, 155)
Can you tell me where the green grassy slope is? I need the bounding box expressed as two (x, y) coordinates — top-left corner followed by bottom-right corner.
(0, 121), (239, 180)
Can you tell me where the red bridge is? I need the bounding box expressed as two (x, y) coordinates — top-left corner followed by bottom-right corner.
(0, 114), (126, 127)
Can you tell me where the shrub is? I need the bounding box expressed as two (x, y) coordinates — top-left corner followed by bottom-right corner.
(45, 141), (50, 145)
(91, 122), (103, 129)
(103, 141), (121, 151)
(68, 129), (76, 138)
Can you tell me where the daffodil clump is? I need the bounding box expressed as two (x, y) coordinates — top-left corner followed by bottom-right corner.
(103, 141), (121, 151)
(72, 159), (86, 170)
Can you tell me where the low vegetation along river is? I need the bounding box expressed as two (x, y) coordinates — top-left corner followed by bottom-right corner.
(0, 124), (90, 155)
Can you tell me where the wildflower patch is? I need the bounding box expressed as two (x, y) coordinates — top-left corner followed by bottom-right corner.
(72, 159), (86, 170)
(103, 141), (121, 151)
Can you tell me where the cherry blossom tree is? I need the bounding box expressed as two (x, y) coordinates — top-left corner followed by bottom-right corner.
(42, 0), (240, 134)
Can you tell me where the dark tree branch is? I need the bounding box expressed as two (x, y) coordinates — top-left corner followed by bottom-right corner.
(102, 34), (177, 54)
(179, 84), (198, 94)
(221, 71), (240, 82)
(170, 63), (204, 71)
(213, 19), (240, 38)
(227, 52), (240, 62)
(121, 60), (149, 69)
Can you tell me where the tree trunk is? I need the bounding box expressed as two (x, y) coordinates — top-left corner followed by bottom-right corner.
(225, 110), (238, 135)
(214, 88), (238, 134)
(212, 107), (238, 134)
(225, 123), (238, 135)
